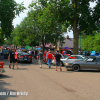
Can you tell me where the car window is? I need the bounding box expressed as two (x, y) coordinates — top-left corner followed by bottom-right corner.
(87, 58), (96, 62)
(69, 56), (77, 59)
(63, 55), (68, 58)
(97, 58), (100, 62)
(77, 56), (83, 59)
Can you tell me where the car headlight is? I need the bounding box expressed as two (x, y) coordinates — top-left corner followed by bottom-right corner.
(66, 63), (69, 65)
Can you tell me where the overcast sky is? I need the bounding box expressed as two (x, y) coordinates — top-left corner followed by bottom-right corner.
(13, 0), (33, 27)
(13, 0), (96, 38)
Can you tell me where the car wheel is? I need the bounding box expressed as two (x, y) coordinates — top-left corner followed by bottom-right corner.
(73, 65), (79, 71)
(29, 60), (32, 63)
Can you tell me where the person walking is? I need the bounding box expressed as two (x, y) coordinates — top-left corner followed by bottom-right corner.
(87, 51), (90, 56)
(47, 50), (52, 69)
(15, 49), (19, 69)
(8, 48), (15, 69)
(37, 50), (43, 68)
(43, 49), (47, 64)
(54, 50), (62, 72)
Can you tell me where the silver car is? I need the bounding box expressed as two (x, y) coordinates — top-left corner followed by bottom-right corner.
(65, 56), (100, 71)
(61, 55), (85, 66)
(51, 53), (68, 66)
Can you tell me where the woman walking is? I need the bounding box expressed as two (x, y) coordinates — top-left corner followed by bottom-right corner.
(15, 49), (19, 69)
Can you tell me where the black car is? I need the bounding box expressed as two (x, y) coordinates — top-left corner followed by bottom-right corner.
(17, 52), (32, 63)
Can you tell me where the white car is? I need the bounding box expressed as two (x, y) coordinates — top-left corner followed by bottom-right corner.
(51, 53), (69, 66)
(60, 55), (85, 66)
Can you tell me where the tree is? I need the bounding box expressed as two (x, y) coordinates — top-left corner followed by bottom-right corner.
(81, 31), (100, 52)
(28, 2), (65, 51)
(0, 0), (26, 38)
(34, 0), (100, 54)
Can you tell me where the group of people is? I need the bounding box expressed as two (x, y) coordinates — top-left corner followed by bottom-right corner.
(79, 50), (91, 56)
(8, 48), (19, 70)
(37, 49), (62, 72)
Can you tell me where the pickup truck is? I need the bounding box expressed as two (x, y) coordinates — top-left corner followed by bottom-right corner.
(0, 62), (5, 73)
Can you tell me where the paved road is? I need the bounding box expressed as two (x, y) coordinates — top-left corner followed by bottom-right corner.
(0, 58), (100, 100)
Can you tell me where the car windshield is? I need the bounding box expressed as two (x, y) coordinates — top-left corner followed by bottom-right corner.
(63, 55), (68, 59)
(82, 57), (88, 61)
(21, 52), (30, 55)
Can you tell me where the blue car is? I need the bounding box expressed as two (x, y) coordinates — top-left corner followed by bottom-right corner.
(90, 51), (100, 56)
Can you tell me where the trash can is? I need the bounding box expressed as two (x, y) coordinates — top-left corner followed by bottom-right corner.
(0, 62), (4, 68)
(0, 62), (5, 73)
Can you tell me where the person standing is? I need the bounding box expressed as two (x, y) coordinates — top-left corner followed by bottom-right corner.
(46, 50), (49, 65)
(85, 50), (87, 56)
(47, 50), (52, 68)
(15, 49), (19, 69)
(87, 51), (90, 56)
(35, 50), (38, 59)
(37, 50), (43, 68)
(8, 48), (15, 69)
(29, 49), (32, 55)
(43, 50), (47, 64)
(54, 50), (62, 72)
(3, 48), (6, 59)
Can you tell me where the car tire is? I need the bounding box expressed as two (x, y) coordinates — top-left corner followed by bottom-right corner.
(29, 60), (32, 63)
(73, 65), (79, 71)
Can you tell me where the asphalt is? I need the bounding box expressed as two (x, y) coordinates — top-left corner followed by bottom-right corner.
(0, 58), (100, 100)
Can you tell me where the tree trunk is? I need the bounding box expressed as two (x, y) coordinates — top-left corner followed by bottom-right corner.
(73, 17), (79, 55)
(42, 38), (45, 53)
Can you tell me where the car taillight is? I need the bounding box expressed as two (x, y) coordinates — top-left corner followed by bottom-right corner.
(28, 56), (32, 58)
(24, 55), (27, 56)
(20, 56), (23, 58)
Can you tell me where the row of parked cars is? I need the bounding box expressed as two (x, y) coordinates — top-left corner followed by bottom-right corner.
(51, 54), (100, 72)
(15, 51), (100, 72)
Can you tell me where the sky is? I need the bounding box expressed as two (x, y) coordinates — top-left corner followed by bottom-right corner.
(13, 0), (96, 38)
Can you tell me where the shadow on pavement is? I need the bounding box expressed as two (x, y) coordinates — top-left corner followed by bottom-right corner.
(14, 68), (29, 71)
(76, 70), (100, 73)
(65, 70), (100, 73)
(0, 74), (13, 79)
(0, 75), (18, 100)
(42, 68), (55, 69)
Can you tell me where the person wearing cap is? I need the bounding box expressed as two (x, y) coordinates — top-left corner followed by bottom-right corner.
(54, 50), (62, 72)
(47, 50), (52, 68)
(37, 50), (43, 68)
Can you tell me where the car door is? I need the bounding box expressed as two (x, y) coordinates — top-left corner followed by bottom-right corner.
(76, 56), (84, 61)
(81, 58), (98, 70)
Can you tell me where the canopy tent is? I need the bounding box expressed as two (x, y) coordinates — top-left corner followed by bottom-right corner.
(36, 48), (41, 50)
(20, 48), (25, 49)
(62, 47), (71, 49)
(25, 46), (31, 50)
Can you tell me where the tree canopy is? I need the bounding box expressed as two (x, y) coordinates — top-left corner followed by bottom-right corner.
(0, 0), (26, 38)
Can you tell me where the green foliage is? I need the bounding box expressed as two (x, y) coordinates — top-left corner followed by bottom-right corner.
(0, 0), (26, 38)
(81, 32), (100, 52)
(0, 28), (4, 45)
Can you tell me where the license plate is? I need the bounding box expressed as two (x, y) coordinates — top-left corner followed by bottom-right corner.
(24, 59), (27, 60)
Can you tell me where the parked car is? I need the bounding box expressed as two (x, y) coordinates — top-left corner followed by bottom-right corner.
(51, 54), (69, 66)
(65, 56), (100, 71)
(60, 55), (85, 66)
(90, 51), (100, 56)
(17, 52), (32, 63)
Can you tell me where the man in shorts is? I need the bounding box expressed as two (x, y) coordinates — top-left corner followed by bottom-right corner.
(54, 50), (62, 72)
(8, 48), (15, 69)
(37, 50), (43, 68)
